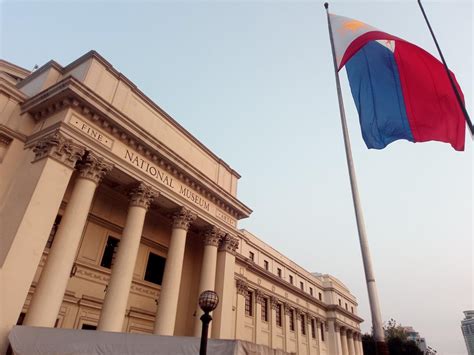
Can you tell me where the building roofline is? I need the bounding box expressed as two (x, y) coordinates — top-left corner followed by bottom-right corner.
(18, 50), (242, 179)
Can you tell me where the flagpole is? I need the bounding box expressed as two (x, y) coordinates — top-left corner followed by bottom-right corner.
(417, 0), (474, 137)
(324, 3), (388, 354)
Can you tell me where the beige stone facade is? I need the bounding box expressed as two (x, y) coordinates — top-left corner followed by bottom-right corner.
(0, 52), (363, 354)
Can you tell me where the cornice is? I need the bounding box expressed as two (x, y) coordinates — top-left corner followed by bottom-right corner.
(327, 305), (364, 323)
(20, 76), (252, 220)
(0, 78), (27, 102)
(16, 60), (62, 89)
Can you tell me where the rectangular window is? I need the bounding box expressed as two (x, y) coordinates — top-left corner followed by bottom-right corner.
(249, 251), (255, 261)
(338, 299), (342, 306)
(300, 314), (306, 335)
(289, 275), (293, 285)
(46, 215), (62, 249)
(144, 252), (166, 285)
(245, 290), (253, 316)
(351, 306), (354, 313)
(81, 324), (97, 330)
(311, 319), (316, 338)
(318, 292), (322, 301)
(261, 298), (268, 322)
(264, 260), (269, 271)
(277, 268), (282, 278)
(276, 304), (282, 327)
(321, 322), (325, 341)
(300, 281), (304, 291)
(100, 236), (119, 269)
(310, 287), (313, 296)
(289, 309), (295, 331)
(345, 302), (348, 310)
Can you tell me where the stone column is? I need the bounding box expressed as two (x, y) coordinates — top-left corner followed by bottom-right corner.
(193, 226), (223, 337)
(235, 278), (248, 340)
(270, 296), (279, 348)
(0, 133), (84, 353)
(328, 320), (342, 355)
(341, 327), (349, 355)
(357, 333), (364, 355)
(283, 304), (292, 353)
(348, 330), (355, 355)
(254, 289), (264, 344)
(24, 153), (112, 327)
(154, 207), (196, 335)
(212, 235), (239, 339)
(305, 313), (312, 354)
(353, 333), (359, 355)
(97, 183), (156, 332)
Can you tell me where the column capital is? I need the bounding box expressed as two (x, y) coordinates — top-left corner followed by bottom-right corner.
(129, 183), (157, 210)
(283, 303), (292, 316)
(295, 307), (303, 317)
(255, 289), (266, 305)
(219, 234), (239, 254)
(77, 152), (113, 184)
(171, 207), (196, 231)
(235, 278), (248, 295)
(270, 296), (279, 310)
(32, 132), (84, 168)
(202, 226), (224, 247)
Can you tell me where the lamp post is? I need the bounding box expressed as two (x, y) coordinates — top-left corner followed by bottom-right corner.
(198, 290), (219, 355)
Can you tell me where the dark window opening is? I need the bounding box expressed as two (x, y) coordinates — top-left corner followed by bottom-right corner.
(264, 260), (269, 271)
(289, 275), (293, 284)
(276, 304), (282, 327)
(249, 251), (254, 261)
(81, 324), (97, 330)
(321, 323), (325, 341)
(46, 215), (62, 249)
(300, 281), (304, 290)
(100, 236), (120, 269)
(277, 268), (282, 278)
(144, 252), (166, 285)
(300, 314), (306, 335)
(261, 298), (268, 322)
(289, 309), (295, 331)
(245, 291), (253, 316)
(310, 287), (313, 296)
(318, 292), (322, 301)
(311, 319), (316, 338)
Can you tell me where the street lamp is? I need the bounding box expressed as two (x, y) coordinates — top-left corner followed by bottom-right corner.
(198, 290), (219, 355)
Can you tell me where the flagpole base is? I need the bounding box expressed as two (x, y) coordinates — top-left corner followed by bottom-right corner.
(376, 341), (389, 355)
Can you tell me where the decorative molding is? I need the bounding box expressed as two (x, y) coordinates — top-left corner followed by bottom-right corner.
(129, 183), (157, 210)
(255, 289), (266, 305)
(270, 296), (279, 310)
(0, 132), (12, 146)
(283, 303), (293, 316)
(20, 77), (251, 221)
(235, 278), (248, 295)
(219, 234), (239, 254)
(171, 207), (196, 231)
(32, 131), (85, 168)
(202, 226), (223, 247)
(77, 152), (113, 184)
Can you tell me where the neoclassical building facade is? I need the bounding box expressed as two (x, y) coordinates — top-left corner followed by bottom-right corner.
(0, 52), (363, 355)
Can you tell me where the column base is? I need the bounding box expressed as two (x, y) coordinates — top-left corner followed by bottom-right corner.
(376, 340), (389, 355)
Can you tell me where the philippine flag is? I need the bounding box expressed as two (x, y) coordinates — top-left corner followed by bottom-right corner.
(330, 14), (466, 151)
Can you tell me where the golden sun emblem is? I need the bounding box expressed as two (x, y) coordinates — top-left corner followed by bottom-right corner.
(341, 20), (366, 32)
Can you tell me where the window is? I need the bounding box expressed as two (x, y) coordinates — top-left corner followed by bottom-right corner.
(46, 215), (62, 249)
(245, 290), (253, 316)
(351, 306), (354, 313)
(264, 260), (269, 271)
(261, 298), (268, 322)
(277, 268), (282, 278)
(310, 287), (313, 296)
(321, 322), (325, 341)
(300, 314), (306, 335)
(345, 302), (348, 310)
(300, 281), (304, 291)
(144, 252), (166, 285)
(289, 309), (295, 331)
(276, 304), (282, 327)
(249, 251), (255, 261)
(311, 318), (316, 338)
(81, 324), (97, 330)
(289, 275), (293, 285)
(338, 299), (342, 306)
(100, 236), (119, 269)
(318, 292), (322, 301)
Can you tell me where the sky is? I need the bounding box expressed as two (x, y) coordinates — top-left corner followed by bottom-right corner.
(1, 0), (472, 353)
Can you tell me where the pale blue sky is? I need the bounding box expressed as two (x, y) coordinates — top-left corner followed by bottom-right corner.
(1, 0), (472, 353)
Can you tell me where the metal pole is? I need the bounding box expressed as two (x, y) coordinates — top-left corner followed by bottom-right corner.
(323, 3), (388, 354)
(199, 312), (212, 355)
(417, 0), (473, 137)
